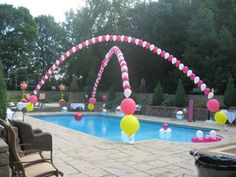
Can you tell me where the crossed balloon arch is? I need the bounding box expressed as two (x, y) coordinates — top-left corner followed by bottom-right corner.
(25, 34), (225, 139)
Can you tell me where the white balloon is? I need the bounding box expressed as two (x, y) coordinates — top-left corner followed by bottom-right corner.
(92, 37), (96, 43)
(166, 128), (172, 134)
(179, 64), (184, 70)
(124, 89), (132, 98)
(201, 84), (206, 91)
(105, 35), (110, 41)
(150, 44), (155, 51)
(208, 92), (214, 99)
(142, 41), (147, 47)
(135, 39), (139, 45)
(159, 128), (165, 134)
(164, 53), (169, 59)
(187, 70), (192, 77)
(123, 81), (130, 87)
(194, 76), (200, 84)
(209, 130), (216, 138)
(172, 58), (177, 64)
(122, 72), (128, 79)
(196, 130), (203, 139)
(112, 35), (117, 41)
(120, 35), (124, 41)
(157, 49), (161, 55)
(121, 66), (128, 72)
(127, 36), (132, 43)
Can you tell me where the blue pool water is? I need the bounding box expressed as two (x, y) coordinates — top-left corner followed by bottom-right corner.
(33, 114), (212, 142)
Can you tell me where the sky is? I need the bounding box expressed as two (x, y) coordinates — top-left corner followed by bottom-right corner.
(0, 0), (86, 22)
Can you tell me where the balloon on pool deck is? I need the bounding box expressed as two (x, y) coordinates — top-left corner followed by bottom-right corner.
(120, 98), (136, 115)
(28, 95), (38, 104)
(62, 107), (67, 113)
(176, 111), (184, 120)
(89, 97), (96, 104)
(214, 111), (227, 125)
(207, 99), (220, 112)
(20, 99), (28, 103)
(120, 115), (140, 136)
(102, 95), (107, 101)
(26, 102), (34, 112)
(74, 112), (83, 121)
(88, 103), (95, 111)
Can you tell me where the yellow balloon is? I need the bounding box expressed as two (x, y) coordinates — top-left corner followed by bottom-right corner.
(87, 103), (94, 111)
(120, 115), (140, 136)
(214, 111), (227, 125)
(26, 103), (34, 112)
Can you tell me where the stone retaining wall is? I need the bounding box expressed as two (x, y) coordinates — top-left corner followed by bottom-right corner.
(141, 105), (208, 120)
(0, 138), (10, 177)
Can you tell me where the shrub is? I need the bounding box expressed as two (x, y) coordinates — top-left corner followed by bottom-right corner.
(152, 81), (163, 106)
(223, 77), (236, 108)
(175, 79), (186, 107)
(0, 60), (7, 119)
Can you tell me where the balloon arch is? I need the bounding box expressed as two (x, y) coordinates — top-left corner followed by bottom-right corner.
(33, 34), (214, 99)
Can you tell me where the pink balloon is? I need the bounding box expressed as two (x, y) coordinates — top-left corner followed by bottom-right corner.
(120, 98), (136, 115)
(204, 88), (210, 95)
(197, 80), (203, 87)
(74, 112), (83, 121)
(207, 99), (220, 112)
(89, 97), (96, 104)
(182, 66), (188, 74)
(175, 60), (180, 67)
(190, 73), (196, 81)
(163, 123), (169, 131)
(102, 95), (107, 101)
(29, 95), (38, 104)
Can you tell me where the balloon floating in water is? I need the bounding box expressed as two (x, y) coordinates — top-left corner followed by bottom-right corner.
(159, 123), (172, 134)
(74, 112), (83, 121)
(192, 130), (221, 143)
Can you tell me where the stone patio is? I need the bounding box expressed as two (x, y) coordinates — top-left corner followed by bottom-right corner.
(24, 112), (236, 177)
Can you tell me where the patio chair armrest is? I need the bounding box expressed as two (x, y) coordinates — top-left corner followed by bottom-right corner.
(33, 128), (43, 134)
(32, 132), (53, 151)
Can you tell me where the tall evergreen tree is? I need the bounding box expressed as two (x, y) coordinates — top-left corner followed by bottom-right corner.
(152, 81), (163, 106)
(175, 79), (186, 107)
(223, 78), (236, 108)
(0, 60), (7, 119)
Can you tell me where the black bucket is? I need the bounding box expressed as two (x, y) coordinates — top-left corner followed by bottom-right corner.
(190, 151), (236, 177)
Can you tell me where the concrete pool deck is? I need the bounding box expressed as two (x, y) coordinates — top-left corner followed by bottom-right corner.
(25, 112), (236, 177)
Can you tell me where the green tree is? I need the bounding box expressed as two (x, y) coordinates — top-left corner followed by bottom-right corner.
(107, 85), (116, 110)
(223, 78), (236, 108)
(175, 79), (186, 107)
(0, 4), (36, 74)
(152, 81), (163, 106)
(0, 60), (7, 119)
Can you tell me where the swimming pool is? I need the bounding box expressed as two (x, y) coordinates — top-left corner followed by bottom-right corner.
(33, 114), (213, 142)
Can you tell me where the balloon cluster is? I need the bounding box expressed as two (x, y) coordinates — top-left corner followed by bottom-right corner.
(33, 35), (214, 102)
(206, 99), (228, 125)
(20, 81), (28, 102)
(58, 84), (66, 106)
(120, 98), (140, 143)
(91, 46), (132, 99)
(192, 130), (221, 143)
(18, 95), (38, 112)
(88, 97), (96, 111)
(159, 123), (172, 139)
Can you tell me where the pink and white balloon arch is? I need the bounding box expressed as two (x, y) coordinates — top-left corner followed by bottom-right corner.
(91, 46), (131, 98)
(33, 34), (214, 99)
